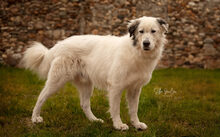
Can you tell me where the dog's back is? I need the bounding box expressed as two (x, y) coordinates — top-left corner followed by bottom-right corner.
(21, 35), (126, 83)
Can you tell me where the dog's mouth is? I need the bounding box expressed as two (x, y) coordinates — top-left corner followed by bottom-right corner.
(143, 47), (150, 51)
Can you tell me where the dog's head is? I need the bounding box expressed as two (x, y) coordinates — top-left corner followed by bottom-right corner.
(128, 16), (168, 51)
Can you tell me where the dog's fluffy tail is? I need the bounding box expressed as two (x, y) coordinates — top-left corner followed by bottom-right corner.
(21, 42), (52, 79)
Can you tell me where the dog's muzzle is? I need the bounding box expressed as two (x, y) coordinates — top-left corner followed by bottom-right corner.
(143, 40), (150, 50)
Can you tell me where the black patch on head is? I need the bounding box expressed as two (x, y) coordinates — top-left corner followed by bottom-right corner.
(133, 38), (137, 46)
(157, 18), (168, 34)
(157, 18), (167, 25)
(128, 20), (140, 46)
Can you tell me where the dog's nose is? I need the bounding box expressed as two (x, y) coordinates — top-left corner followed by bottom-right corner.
(143, 40), (150, 50)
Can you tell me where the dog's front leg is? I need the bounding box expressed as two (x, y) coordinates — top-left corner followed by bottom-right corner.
(127, 88), (147, 130)
(109, 89), (129, 131)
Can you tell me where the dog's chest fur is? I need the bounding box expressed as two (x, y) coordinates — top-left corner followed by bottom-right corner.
(125, 59), (155, 88)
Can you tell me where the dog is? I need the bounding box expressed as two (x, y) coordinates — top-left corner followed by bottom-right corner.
(21, 16), (168, 131)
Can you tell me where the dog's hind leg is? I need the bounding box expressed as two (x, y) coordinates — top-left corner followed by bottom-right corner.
(32, 57), (69, 123)
(75, 81), (104, 123)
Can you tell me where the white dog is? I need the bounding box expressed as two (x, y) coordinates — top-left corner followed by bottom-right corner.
(21, 16), (168, 131)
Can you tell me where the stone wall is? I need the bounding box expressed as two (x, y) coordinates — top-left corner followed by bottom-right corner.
(0, 0), (219, 68)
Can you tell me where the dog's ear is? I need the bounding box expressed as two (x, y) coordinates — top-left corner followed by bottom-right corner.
(157, 18), (169, 34)
(128, 19), (140, 38)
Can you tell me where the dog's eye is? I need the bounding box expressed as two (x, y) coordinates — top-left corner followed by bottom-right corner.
(151, 30), (156, 33)
(139, 30), (144, 34)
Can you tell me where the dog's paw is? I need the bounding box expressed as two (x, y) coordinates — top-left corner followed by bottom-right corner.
(133, 122), (147, 130)
(114, 123), (129, 131)
(32, 116), (43, 123)
(96, 118), (104, 123)
(92, 118), (104, 123)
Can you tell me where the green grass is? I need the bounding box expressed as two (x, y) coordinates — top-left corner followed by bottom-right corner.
(0, 65), (220, 137)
